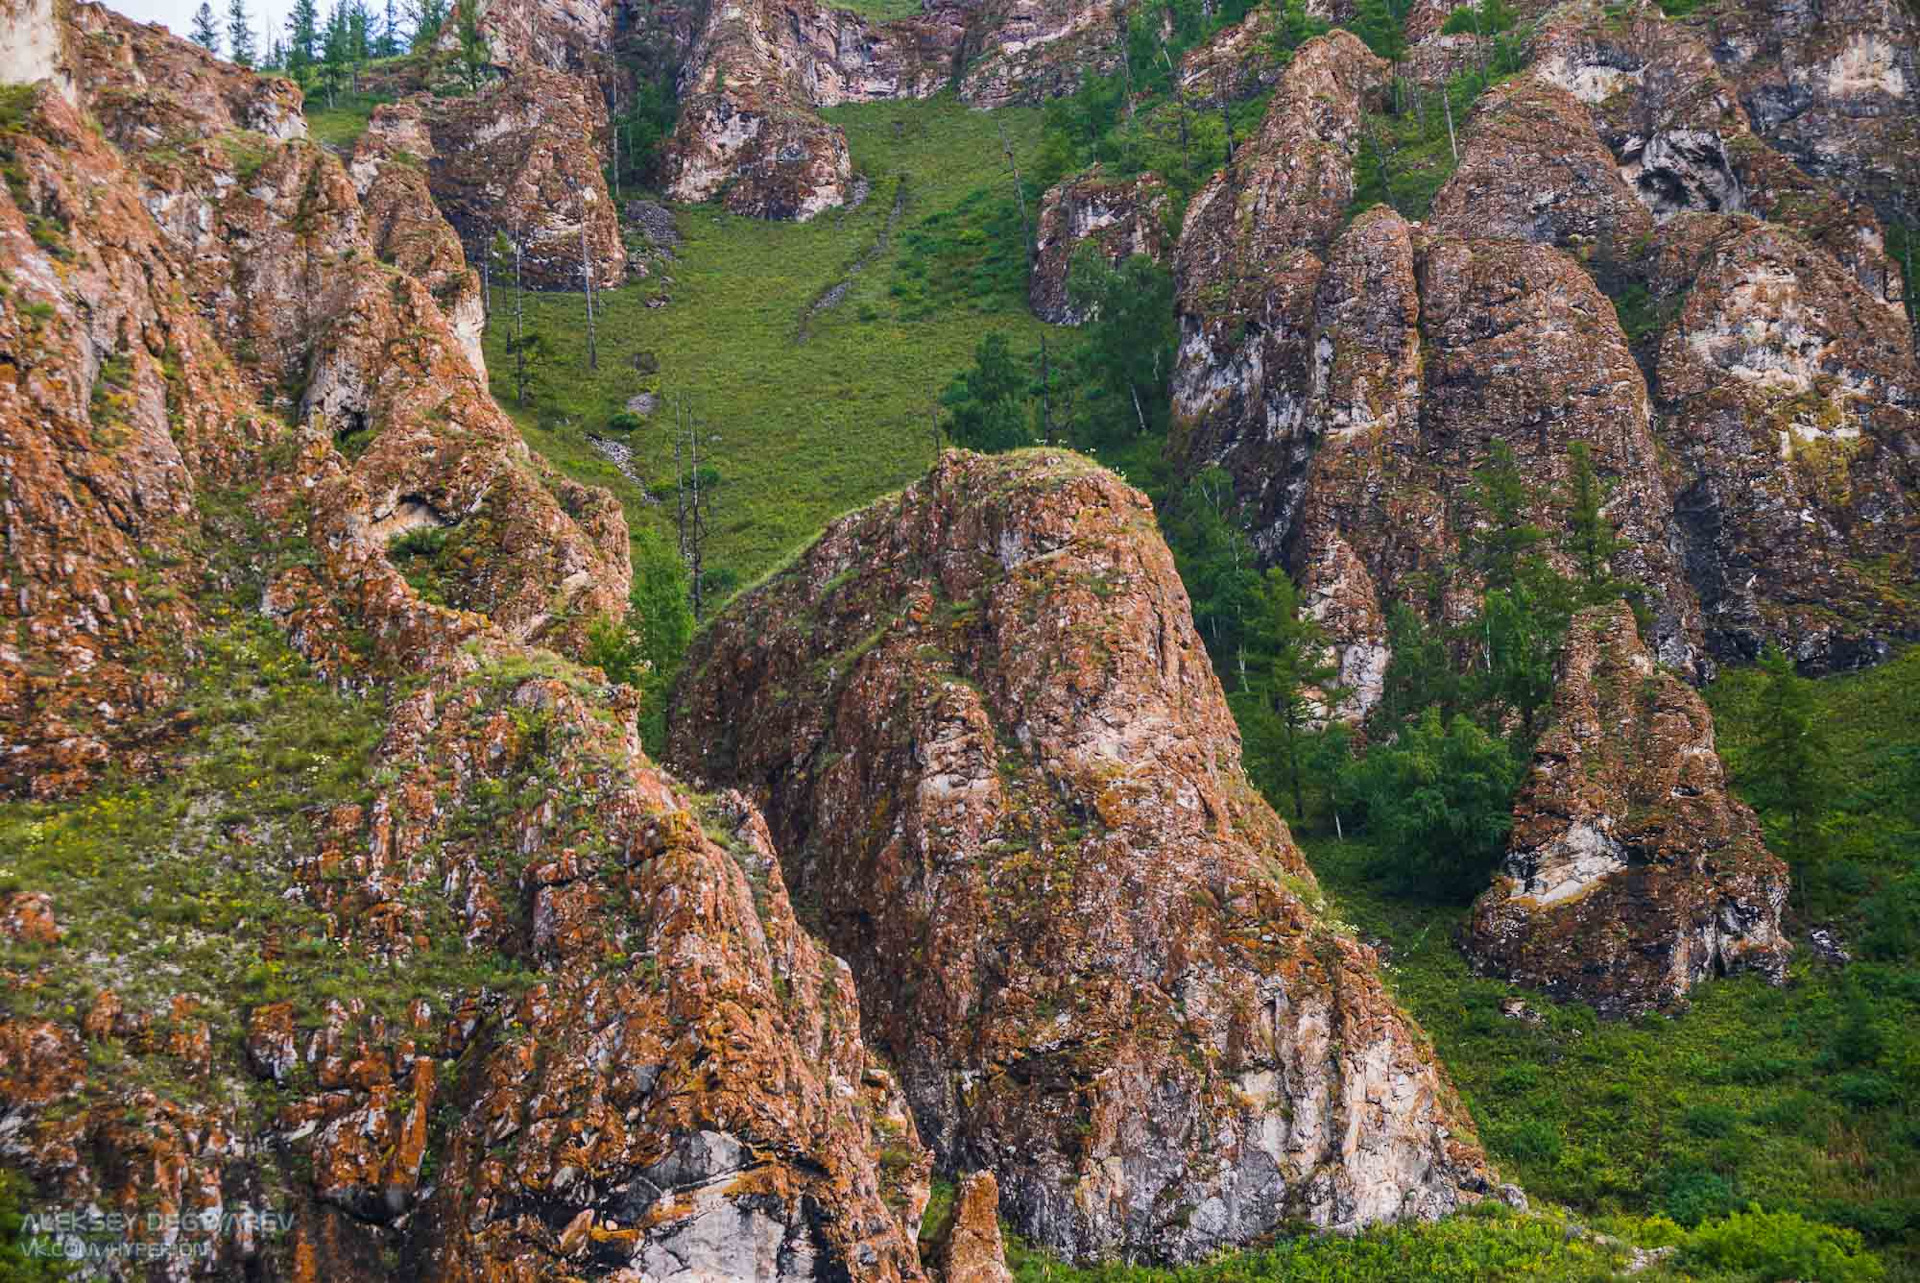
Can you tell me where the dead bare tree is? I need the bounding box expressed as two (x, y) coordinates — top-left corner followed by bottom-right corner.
(995, 116), (1035, 271)
(674, 396), (717, 617)
(579, 191), (599, 371)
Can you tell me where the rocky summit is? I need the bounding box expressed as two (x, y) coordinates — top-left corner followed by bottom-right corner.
(670, 451), (1492, 1262)
(3, 0), (1920, 1274)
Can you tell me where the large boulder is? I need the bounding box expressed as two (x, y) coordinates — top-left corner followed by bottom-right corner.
(670, 450), (1492, 1264)
(1030, 167), (1173, 324)
(1465, 602), (1793, 1017)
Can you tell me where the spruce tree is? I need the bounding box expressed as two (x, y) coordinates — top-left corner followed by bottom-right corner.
(1753, 646), (1831, 865)
(1240, 567), (1347, 821)
(286, 0), (319, 79)
(1561, 441), (1629, 604)
(190, 1), (222, 52)
(226, 0), (258, 66)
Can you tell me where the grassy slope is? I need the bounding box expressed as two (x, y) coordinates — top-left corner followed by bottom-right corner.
(482, 94), (1052, 592)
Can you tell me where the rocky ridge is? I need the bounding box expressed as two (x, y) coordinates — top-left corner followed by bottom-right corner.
(671, 449), (1493, 1264)
(1, 7), (934, 1279)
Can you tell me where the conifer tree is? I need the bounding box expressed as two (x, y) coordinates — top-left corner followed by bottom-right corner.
(190, 1), (222, 52)
(286, 0), (319, 79)
(226, 0), (258, 66)
(1753, 646), (1832, 864)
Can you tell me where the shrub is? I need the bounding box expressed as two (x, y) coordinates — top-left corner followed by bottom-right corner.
(1682, 1103), (1740, 1139)
(1829, 1072), (1899, 1109)
(1342, 706), (1523, 902)
(1495, 1116), (1563, 1164)
(1680, 1207), (1884, 1282)
(1662, 1166), (1736, 1228)
(607, 410), (644, 434)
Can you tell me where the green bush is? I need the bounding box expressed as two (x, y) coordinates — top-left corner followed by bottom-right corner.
(1679, 1207), (1884, 1282)
(1682, 1103), (1740, 1139)
(1662, 1166), (1737, 1227)
(1341, 706), (1523, 902)
(607, 410), (645, 434)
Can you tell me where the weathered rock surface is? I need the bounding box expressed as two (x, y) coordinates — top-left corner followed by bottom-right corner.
(1646, 215), (1920, 669)
(1688, 0), (1918, 229)
(1526, 0), (1907, 300)
(661, 4), (858, 221)
(373, 67), (627, 290)
(1465, 602), (1793, 1017)
(670, 450), (1492, 1264)
(1171, 30), (1388, 563)
(2, 14), (934, 1282)
(659, 0), (1129, 218)
(348, 101), (487, 375)
(935, 1171), (1014, 1283)
(1428, 78), (1654, 252)
(1030, 167), (1173, 323)
(1178, 5), (1286, 105)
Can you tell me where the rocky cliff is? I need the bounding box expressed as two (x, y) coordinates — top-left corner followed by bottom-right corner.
(363, 67), (628, 291)
(1168, 2), (1918, 678)
(670, 450), (1492, 1264)
(1464, 603), (1793, 1017)
(1030, 166), (1172, 324)
(1, 9), (932, 1278)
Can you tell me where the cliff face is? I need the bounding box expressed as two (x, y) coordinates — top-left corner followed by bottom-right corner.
(1464, 603), (1792, 1017)
(1171, 31), (1389, 564)
(367, 67), (628, 291)
(1, 9), (933, 1279)
(1168, 0), (1918, 678)
(1030, 167), (1172, 324)
(670, 450), (1492, 1264)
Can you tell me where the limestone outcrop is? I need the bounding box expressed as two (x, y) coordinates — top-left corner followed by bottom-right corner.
(1464, 602), (1793, 1017)
(1171, 30), (1389, 563)
(670, 450), (1492, 1264)
(1030, 167), (1173, 324)
(935, 1171), (1014, 1283)
(1646, 214), (1920, 669)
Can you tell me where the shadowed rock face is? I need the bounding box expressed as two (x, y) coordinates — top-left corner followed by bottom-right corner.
(1171, 30), (1389, 563)
(1465, 603), (1792, 1018)
(384, 66), (628, 291)
(2, 10), (935, 1279)
(1646, 214), (1920, 670)
(1526, 0), (1907, 303)
(670, 449), (1492, 1265)
(1030, 168), (1173, 324)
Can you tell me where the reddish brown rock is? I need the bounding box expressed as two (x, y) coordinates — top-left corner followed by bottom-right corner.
(1428, 78), (1654, 253)
(1030, 167), (1173, 323)
(1178, 6), (1287, 105)
(1647, 215), (1920, 669)
(1525, 0), (1906, 301)
(68, 0), (305, 144)
(670, 450), (1492, 1263)
(0, 81), (265, 796)
(936, 1171), (1013, 1283)
(348, 100), (486, 375)
(1172, 31), (1388, 562)
(390, 67), (627, 290)
(1465, 602), (1792, 1017)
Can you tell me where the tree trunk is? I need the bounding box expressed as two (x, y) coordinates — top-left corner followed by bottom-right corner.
(580, 212), (598, 371)
(1443, 86), (1457, 161)
(995, 117), (1035, 271)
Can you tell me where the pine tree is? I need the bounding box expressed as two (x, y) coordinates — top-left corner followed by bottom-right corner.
(1753, 646), (1832, 866)
(455, 0), (488, 90)
(190, 1), (222, 52)
(379, 0), (401, 55)
(1561, 441), (1629, 604)
(319, 0), (349, 104)
(1464, 441), (1548, 593)
(409, 0), (447, 49)
(226, 0), (258, 66)
(1240, 567), (1348, 821)
(285, 0), (319, 78)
